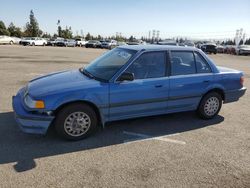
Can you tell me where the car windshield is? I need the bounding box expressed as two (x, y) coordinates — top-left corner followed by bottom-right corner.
(83, 48), (136, 81)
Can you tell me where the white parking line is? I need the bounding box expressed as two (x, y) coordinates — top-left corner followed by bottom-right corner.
(123, 131), (186, 145)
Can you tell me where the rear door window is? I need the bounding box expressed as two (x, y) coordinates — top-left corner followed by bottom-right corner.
(170, 51), (196, 76)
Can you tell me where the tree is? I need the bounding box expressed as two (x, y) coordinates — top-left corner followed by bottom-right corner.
(61, 26), (73, 39)
(97, 35), (102, 40)
(58, 26), (62, 37)
(8, 22), (23, 37)
(225, 40), (235, 45)
(74, 35), (82, 39)
(85, 32), (92, 40)
(0, 20), (10, 36)
(129, 35), (135, 42)
(41, 32), (51, 38)
(179, 38), (184, 43)
(245, 38), (250, 45)
(24, 10), (41, 37)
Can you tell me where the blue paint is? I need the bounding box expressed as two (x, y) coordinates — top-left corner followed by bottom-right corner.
(12, 45), (247, 135)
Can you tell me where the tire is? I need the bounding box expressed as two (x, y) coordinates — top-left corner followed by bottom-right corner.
(9, 41), (13, 45)
(43, 43), (46, 46)
(55, 103), (98, 140)
(32, 42), (35, 46)
(197, 92), (222, 119)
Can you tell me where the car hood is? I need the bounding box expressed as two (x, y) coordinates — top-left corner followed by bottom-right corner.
(240, 48), (250, 51)
(28, 69), (100, 97)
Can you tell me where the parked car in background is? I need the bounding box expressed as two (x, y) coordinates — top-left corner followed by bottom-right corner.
(0, 35), (15, 45)
(65, 39), (76, 47)
(117, 41), (128, 46)
(54, 39), (65, 46)
(216, 45), (224, 53)
(178, 41), (195, 47)
(101, 40), (117, 49)
(223, 45), (232, 54)
(55, 39), (76, 47)
(229, 46), (237, 55)
(47, 38), (57, 46)
(127, 41), (140, 45)
(20, 37), (47, 46)
(85, 40), (102, 48)
(201, 44), (217, 54)
(158, 40), (177, 46)
(185, 42), (195, 47)
(236, 45), (250, 55)
(10, 37), (21, 44)
(75, 38), (88, 47)
(12, 45), (246, 140)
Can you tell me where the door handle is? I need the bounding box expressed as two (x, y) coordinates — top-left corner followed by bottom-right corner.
(155, 84), (163, 88)
(203, 80), (210, 83)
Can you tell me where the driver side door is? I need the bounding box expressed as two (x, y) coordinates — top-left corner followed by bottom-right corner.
(109, 51), (169, 121)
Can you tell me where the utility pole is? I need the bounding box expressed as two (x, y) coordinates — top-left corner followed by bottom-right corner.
(148, 31), (151, 42)
(156, 30), (160, 42)
(80, 29), (84, 37)
(152, 30), (156, 43)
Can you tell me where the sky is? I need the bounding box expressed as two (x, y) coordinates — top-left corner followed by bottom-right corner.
(0, 0), (250, 39)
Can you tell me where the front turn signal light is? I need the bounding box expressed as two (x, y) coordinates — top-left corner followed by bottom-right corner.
(35, 100), (45, 109)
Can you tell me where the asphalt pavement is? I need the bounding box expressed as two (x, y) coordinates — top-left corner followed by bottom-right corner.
(0, 45), (249, 188)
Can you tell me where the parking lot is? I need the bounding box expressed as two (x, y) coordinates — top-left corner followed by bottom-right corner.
(0, 45), (250, 187)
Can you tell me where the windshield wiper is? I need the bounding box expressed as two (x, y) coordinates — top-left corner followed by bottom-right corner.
(79, 68), (108, 82)
(79, 68), (94, 79)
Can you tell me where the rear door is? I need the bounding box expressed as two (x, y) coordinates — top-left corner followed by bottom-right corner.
(168, 51), (213, 113)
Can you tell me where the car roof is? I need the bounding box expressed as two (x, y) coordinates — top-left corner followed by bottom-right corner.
(119, 44), (197, 52)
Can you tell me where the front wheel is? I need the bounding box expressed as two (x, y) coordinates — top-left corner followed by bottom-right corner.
(55, 104), (98, 140)
(197, 92), (222, 119)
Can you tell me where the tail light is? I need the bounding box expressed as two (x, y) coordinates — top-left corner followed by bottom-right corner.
(240, 76), (244, 86)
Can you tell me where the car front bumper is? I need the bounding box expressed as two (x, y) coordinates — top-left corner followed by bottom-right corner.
(239, 50), (250, 55)
(21, 42), (31, 46)
(224, 87), (247, 103)
(12, 89), (54, 135)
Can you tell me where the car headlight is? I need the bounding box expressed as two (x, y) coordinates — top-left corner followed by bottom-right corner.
(24, 95), (45, 109)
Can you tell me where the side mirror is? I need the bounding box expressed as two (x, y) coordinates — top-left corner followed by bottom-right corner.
(118, 72), (134, 82)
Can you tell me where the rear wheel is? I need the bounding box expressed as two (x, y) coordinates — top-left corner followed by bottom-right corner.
(197, 92), (222, 119)
(55, 103), (98, 140)
(9, 41), (13, 45)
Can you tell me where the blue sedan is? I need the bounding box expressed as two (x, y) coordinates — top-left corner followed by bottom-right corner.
(12, 45), (246, 140)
